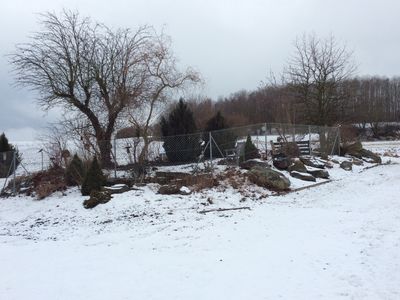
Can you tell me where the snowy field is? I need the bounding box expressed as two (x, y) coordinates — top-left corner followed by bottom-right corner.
(0, 141), (400, 299)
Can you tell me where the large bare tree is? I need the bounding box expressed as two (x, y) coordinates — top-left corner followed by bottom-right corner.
(127, 34), (200, 163)
(10, 10), (199, 166)
(285, 34), (356, 126)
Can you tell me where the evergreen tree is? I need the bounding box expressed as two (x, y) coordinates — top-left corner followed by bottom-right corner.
(0, 133), (21, 178)
(0, 133), (12, 152)
(161, 99), (201, 163)
(243, 135), (260, 161)
(81, 157), (106, 196)
(203, 111), (236, 158)
(65, 154), (85, 186)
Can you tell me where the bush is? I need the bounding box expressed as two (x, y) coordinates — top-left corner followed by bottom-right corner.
(243, 135), (260, 161)
(161, 99), (201, 163)
(3, 165), (67, 199)
(0, 133), (21, 178)
(65, 154), (85, 186)
(203, 111), (236, 158)
(81, 157), (106, 196)
(32, 165), (67, 199)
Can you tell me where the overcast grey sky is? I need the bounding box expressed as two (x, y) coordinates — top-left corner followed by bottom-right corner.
(1, 0), (400, 140)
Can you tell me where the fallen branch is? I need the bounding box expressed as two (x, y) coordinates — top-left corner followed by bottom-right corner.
(272, 180), (332, 196)
(198, 206), (251, 214)
(291, 180), (332, 192)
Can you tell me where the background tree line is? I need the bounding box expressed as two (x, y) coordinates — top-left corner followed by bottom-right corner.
(10, 12), (400, 167)
(187, 76), (400, 131)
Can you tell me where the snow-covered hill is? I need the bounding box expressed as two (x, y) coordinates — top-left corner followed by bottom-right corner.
(0, 141), (399, 299)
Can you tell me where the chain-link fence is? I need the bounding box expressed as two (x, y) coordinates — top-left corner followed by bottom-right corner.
(0, 123), (341, 192)
(1, 151), (21, 195)
(112, 123), (341, 175)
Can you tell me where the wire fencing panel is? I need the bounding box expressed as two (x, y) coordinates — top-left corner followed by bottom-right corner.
(112, 123), (341, 175)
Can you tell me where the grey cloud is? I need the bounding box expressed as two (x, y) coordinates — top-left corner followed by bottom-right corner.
(1, 0), (400, 138)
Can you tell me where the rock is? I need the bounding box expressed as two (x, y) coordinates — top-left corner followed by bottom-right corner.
(158, 184), (181, 195)
(240, 159), (270, 170)
(158, 184), (192, 195)
(351, 157), (364, 166)
(341, 141), (363, 156)
(340, 161), (353, 171)
(300, 156), (325, 169)
(83, 190), (112, 209)
(155, 171), (189, 181)
(290, 171), (316, 182)
(103, 184), (130, 194)
(359, 149), (382, 164)
(179, 186), (191, 195)
(288, 159), (307, 173)
(152, 176), (168, 185)
(307, 169), (330, 179)
(272, 153), (291, 170)
(341, 141), (381, 164)
(248, 166), (290, 191)
(106, 177), (134, 187)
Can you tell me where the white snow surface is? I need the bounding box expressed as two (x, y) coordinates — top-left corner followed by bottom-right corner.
(0, 142), (400, 299)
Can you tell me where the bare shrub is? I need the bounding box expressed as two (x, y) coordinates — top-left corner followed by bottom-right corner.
(32, 166), (67, 199)
(36, 181), (66, 200)
(189, 174), (219, 192)
(340, 125), (360, 143)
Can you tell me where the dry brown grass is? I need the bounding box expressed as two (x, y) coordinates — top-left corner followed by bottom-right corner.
(35, 182), (66, 200)
(383, 151), (400, 158)
(190, 175), (219, 192)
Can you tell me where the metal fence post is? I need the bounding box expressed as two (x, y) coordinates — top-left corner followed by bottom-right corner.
(308, 125), (312, 155)
(337, 126), (341, 156)
(113, 137), (117, 179)
(13, 150), (16, 196)
(264, 123), (268, 159)
(209, 132), (213, 172)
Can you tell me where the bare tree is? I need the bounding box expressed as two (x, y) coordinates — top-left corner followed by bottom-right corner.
(285, 34), (356, 126)
(127, 33), (200, 163)
(10, 10), (199, 166)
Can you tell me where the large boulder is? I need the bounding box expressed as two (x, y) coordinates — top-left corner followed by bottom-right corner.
(359, 149), (382, 164)
(157, 184), (191, 195)
(83, 190), (112, 209)
(288, 159), (307, 173)
(341, 141), (381, 164)
(103, 184), (130, 194)
(248, 166), (290, 191)
(272, 153), (291, 170)
(158, 184), (181, 195)
(300, 157), (325, 169)
(307, 169), (330, 179)
(341, 141), (363, 157)
(240, 159), (270, 170)
(340, 161), (353, 171)
(290, 171), (316, 182)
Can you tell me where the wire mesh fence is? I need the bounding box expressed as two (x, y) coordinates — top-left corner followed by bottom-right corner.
(0, 123), (342, 192)
(0, 150), (23, 195)
(112, 123), (341, 175)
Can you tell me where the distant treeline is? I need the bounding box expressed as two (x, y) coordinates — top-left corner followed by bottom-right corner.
(186, 76), (400, 131)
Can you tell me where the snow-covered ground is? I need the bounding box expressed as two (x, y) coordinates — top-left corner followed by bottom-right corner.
(0, 141), (400, 299)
